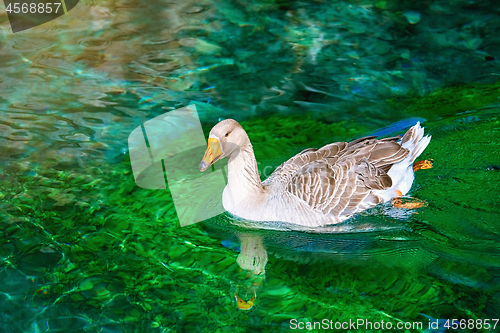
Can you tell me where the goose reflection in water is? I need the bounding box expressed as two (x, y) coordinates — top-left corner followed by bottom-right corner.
(205, 208), (440, 310)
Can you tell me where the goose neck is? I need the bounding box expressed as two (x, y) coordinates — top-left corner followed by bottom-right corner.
(227, 144), (263, 195)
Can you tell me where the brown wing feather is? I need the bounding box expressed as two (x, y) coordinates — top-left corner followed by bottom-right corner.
(268, 134), (411, 218)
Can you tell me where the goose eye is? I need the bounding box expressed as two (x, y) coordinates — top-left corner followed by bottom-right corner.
(225, 132), (229, 137)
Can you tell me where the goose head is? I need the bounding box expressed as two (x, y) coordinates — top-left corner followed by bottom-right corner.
(199, 119), (246, 171)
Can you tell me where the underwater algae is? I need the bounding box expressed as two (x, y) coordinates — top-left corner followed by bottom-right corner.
(1, 79), (500, 332)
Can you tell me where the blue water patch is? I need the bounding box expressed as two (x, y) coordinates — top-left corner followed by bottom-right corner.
(371, 117), (427, 137)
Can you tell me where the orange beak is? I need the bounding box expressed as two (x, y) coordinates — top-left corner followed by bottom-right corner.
(199, 138), (223, 171)
(235, 292), (256, 310)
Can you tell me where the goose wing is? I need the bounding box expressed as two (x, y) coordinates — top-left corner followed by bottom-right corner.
(266, 135), (410, 217)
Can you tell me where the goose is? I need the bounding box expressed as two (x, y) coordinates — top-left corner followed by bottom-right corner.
(199, 119), (431, 227)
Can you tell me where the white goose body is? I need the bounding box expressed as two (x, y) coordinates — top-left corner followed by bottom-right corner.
(200, 119), (431, 227)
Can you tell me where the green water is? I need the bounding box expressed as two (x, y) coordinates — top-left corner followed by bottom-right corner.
(1, 0), (500, 332)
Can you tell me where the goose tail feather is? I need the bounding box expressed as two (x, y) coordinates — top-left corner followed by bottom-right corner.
(401, 122), (432, 163)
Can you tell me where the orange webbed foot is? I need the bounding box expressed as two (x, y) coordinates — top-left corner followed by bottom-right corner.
(413, 159), (433, 171)
(391, 196), (428, 209)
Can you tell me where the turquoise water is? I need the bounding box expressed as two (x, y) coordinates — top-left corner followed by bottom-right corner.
(1, 0), (500, 332)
